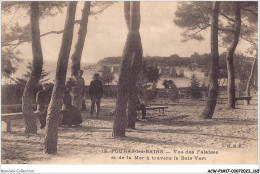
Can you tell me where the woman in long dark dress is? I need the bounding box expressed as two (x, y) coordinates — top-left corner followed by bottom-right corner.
(61, 87), (82, 127)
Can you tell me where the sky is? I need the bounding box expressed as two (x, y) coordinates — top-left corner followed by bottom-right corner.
(2, 1), (252, 64)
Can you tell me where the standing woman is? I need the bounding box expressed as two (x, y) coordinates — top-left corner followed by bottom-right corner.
(72, 69), (85, 110)
(89, 73), (103, 118)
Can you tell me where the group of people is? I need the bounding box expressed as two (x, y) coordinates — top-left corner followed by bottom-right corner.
(35, 70), (103, 129)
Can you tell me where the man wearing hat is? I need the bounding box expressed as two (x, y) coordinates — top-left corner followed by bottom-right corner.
(89, 73), (103, 118)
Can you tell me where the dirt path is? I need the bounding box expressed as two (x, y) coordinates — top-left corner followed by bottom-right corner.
(1, 96), (258, 164)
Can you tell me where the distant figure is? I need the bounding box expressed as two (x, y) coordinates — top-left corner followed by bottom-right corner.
(137, 98), (146, 119)
(71, 70), (85, 110)
(61, 85), (82, 127)
(82, 99), (87, 110)
(89, 73), (103, 118)
(35, 83), (51, 129)
(108, 96), (146, 119)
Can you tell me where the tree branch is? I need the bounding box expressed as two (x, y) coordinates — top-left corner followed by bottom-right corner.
(7, 4), (20, 27)
(218, 27), (235, 33)
(242, 8), (258, 16)
(197, 24), (209, 30)
(181, 28), (205, 41)
(90, 2), (115, 16)
(220, 12), (235, 22)
(240, 35), (257, 47)
(2, 20), (81, 50)
(193, 28), (204, 35)
(2, 2), (116, 50)
(40, 29), (64, 37)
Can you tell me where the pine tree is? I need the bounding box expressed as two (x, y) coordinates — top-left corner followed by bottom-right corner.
(99, 66), (115, 85)
(200, 2), (220, 119)
(44, 1), (77, 154)
(22, 2), (44, 133)
(162, 80), (172, 89)
(190, 74), (201, 99)
(113, 2), (143, 134)
(169, 80), (179, 101)
(12, 62), (50, 87)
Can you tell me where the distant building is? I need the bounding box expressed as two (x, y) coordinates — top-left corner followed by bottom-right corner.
(177, 69), (184, 77)
(111, 66), (120, 73)
(158, 66), (178, 76)
(98, 64), (120, 73)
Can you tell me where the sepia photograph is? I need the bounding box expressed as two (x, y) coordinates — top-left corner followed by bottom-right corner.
(1, 0), (259, 173)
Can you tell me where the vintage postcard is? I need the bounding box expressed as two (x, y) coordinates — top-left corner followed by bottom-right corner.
(1, 1), (259, 173)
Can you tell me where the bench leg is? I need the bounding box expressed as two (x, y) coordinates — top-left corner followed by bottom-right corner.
(2, 120), (11, 133)
(142, 109), (146, 119)
(244, 100), (250, 106)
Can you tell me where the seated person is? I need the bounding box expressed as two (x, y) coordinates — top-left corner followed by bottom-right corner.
(35, 83), (51, 129)
(137, 98), (146, 119)
(61, 88), (82, 127)
(82, 99), (87, 110)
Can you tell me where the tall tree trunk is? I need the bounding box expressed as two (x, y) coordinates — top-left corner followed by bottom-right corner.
(226, 2), (241, 109)
(127, 2), (143, 129)
(246, 56), (257, 99)
(127, 90), (138, 129)
(71, 1), (91, 76)
(113, 2), (142, 136)
(44, 2), (77, 154)
(200, 1), (220, 119)
(22, 1), (43, 134)
(246, 41), (257, 100)
(226, 56), (236, 108)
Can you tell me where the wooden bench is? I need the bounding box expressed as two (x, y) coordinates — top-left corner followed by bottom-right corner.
(1, 112), (39, 133)
(1, 104), (37, 114)
(235, 96), (252, 106)
(218, 98), (227, 104)
(145, 106), (168, 114)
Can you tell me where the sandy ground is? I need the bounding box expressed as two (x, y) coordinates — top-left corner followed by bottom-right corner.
(1, 95), (258, 164)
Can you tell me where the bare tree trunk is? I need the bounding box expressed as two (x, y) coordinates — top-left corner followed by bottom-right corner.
(246, 41), (258, 100)
(44, 2), (77, 154)
(71, 1), (91, 76)
(127, 90), (138, 129)
(246, 56), (257, 100)
(226, 2), (241, 109)
(127, 2), (143, 130)
(113, 2), (142, 136)
(22, 1), (43, 134)
(200, 1), (220, 119)
(226, 57), (236, 108)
